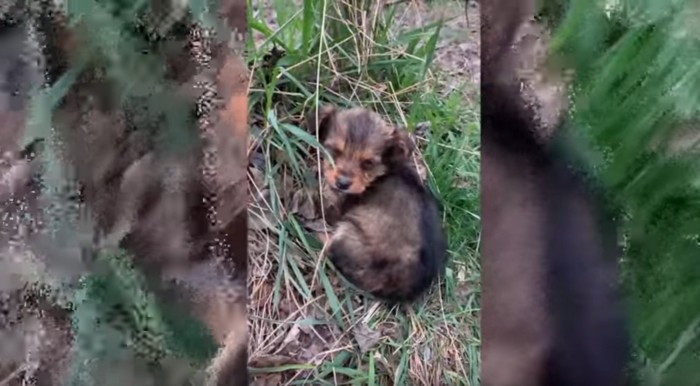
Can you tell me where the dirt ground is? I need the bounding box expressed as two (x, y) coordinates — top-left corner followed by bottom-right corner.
(390, 0), (480, 94)
(391, 0), (565, 132)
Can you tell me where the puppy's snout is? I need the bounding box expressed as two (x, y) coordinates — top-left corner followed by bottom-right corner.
(335, 175), (352, 191)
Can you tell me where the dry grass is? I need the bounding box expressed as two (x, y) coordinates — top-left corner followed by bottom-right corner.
(246, 0), (480, 384)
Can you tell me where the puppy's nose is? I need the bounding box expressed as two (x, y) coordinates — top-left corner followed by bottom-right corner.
(335, 175), (352, 190)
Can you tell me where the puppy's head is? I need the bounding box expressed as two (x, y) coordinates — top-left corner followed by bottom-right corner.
(305, 106), (412, 194)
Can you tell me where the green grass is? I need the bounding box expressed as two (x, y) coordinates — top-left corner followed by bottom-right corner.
(246, 0), (480, 384)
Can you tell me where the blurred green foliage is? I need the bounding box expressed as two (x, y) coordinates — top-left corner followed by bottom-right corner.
(23, 0), (225, 382)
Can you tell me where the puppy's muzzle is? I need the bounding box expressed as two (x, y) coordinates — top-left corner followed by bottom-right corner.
(335, 174), (352, 191)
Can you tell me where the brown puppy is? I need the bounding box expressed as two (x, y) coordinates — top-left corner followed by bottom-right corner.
(306, 106), (447, 303)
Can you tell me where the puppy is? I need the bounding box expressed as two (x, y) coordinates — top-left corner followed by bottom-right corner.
(305, 106), (447, 303)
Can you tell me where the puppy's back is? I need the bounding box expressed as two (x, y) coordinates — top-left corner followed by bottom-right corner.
(333, 166), (446, 302)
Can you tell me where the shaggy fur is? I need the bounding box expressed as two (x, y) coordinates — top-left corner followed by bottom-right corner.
(305, 106), (447, 303)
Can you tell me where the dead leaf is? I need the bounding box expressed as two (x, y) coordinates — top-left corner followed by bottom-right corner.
(454, 177), (471, 190)
(301, 340), (327, 364)
(414, 121), (431, 138)
(248, 205), (277, 231)
(353, 322), (382, 354)
(275, 171), (296, 205)
(408, 153), (428, 184)
(279, 324), (301, 351)
(289, 188), (317, 220)
(248, 166), (266, 192)
(272, 148), (288, 166)
(249, 354), (299, 368)
(253, 373), (283, 386)
(251, 281), (274, 309)
(249, 149), (265, 170)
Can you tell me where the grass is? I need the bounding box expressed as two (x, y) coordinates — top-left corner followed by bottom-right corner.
(246, 0), (480, 384)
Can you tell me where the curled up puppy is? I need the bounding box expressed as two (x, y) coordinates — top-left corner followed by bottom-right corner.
(305, 105), (447, 303)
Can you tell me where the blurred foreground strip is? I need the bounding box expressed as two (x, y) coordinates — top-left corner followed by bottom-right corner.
(0, 0), (249, 385)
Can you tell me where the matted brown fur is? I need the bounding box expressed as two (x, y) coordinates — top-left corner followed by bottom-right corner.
(305, 106), (446, 303)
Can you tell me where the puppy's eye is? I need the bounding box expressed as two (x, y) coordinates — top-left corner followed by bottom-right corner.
(360, 159), (375, 170)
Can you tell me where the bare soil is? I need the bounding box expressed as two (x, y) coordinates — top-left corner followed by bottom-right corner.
(391, 0), (480, 95)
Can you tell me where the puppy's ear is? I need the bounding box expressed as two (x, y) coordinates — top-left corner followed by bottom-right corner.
(385, 125), (414, 163)
(304, 105), (336, 142)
